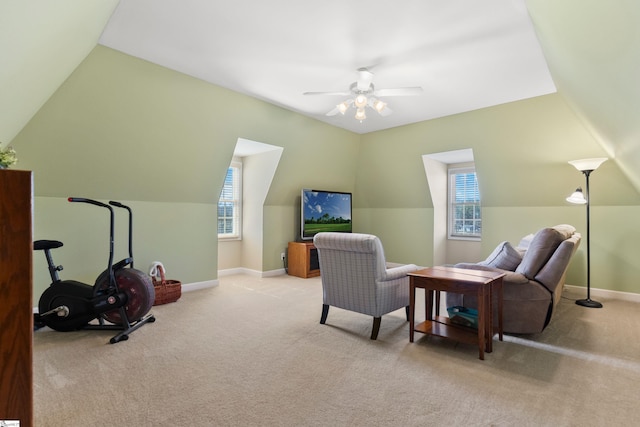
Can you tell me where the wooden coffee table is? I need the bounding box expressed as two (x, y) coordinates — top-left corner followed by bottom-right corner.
(408, 266), (505, 360)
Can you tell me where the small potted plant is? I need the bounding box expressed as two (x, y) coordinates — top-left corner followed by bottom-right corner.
(0, 145), (18, 169)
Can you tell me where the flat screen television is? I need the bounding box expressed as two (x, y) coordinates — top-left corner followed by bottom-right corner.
(301, 189), (352, 240)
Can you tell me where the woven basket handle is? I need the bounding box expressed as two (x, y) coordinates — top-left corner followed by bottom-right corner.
(152, 264), (166, 286)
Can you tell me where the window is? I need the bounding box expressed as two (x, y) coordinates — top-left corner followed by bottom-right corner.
(449, 166), (481, 239)
(218, 161), (242, 239)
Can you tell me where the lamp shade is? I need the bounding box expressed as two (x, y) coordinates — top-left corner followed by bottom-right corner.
(566, 187), (587, 204)
(568, 158), (607, 172)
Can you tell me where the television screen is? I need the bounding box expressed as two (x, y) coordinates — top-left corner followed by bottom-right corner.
(301, 189), (352, 240)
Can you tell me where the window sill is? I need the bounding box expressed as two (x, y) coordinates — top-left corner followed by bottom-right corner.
(448, 236), (481, 242)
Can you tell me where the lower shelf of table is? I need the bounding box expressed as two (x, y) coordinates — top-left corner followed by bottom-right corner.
(413, 316), (482, 346)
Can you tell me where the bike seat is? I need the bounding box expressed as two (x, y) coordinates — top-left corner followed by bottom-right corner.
(33, 240), (63, 251)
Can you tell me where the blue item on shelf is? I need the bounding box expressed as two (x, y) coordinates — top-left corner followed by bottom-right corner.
(447, 305), (479, 329)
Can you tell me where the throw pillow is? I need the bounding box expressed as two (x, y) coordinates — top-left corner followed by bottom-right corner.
(515, 228), (565, 279)
(478, 241), (522, 271)
(517, 234), (534, 251)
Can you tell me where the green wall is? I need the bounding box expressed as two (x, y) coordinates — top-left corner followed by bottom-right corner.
(14, 46), (360, 302)
(32, 197), (217, 296)
(357, 94), (640, 292)
(12, 45), (640, 305)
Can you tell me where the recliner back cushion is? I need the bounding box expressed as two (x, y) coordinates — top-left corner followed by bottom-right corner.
(515, 228), (565, 279)
(551, 224), (576, 239)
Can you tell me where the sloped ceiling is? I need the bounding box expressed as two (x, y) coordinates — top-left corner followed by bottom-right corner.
(526, 0), (640, 192)
(2, 1), (639, 192)
(0, 0), (119, 144)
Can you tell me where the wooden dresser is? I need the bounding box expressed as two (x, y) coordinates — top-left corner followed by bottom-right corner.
(0, 169), (34, 426)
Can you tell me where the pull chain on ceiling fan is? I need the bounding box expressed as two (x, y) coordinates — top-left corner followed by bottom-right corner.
(304, 68), (423, 122)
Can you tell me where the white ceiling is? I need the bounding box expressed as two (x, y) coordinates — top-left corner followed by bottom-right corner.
(98, 0), (556, 134)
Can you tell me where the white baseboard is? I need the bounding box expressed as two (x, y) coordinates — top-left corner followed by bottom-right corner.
(261, 268), (287, 277)
(33, 279), (219, 312)
(564, 284), (640, 303)
(33, 280), (637, 314)
(181, 279), (218, 292)
(218, 267), (260, 277)
(218, 267), (287, 278)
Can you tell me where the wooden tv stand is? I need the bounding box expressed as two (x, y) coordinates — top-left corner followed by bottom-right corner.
(287, 241), (320, 278)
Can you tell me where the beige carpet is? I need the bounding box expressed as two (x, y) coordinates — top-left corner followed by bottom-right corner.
(34, 274), (640, 426)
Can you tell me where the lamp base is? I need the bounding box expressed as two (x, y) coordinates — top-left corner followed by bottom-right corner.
(576, 298), (603, 308)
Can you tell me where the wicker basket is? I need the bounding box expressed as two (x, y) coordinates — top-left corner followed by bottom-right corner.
(152, 265), (181, 305)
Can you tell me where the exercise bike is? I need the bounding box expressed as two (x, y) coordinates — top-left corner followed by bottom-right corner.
(34, 197), (156, 343)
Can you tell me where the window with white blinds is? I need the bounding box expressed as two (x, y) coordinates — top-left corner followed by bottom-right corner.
(218, 161), (242, 239)
(448, 166), (481, 239)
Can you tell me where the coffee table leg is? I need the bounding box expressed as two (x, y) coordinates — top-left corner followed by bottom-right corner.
(497, 278), (503, 341)
(485, 284), (493, 353)
(477, 287), (485, 360)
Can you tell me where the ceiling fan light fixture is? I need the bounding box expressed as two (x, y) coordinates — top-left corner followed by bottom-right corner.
(372, 99), (387, 113)
(337, 101), (350, 115)
(354, 94), (368, 108)
(305, 67), (421, 123)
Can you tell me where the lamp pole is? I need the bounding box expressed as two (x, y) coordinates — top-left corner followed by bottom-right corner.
(576, 168), (602, 308)
(567, 157), (606, 308)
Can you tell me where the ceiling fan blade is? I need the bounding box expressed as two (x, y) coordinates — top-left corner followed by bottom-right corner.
(326, 106), (340, 116)
(304, 91), (351, 96)
(375, 87), (423, 97)
(356, 68), (374, 92)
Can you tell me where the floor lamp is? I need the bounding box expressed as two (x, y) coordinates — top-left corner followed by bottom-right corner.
(566, 157), (607, 308)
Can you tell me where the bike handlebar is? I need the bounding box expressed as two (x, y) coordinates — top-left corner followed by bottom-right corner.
(68, 197), (116, 285)
(68, 197), (111, 209)
(109, 201), (133, 263)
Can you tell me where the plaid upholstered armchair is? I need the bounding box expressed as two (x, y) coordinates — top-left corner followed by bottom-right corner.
(313, 232), (419, 340)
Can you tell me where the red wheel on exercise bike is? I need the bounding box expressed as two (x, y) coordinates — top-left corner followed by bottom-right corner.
(95, 268), (155, 325)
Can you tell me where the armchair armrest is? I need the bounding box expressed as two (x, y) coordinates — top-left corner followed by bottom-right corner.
(380, 264), (418, 281)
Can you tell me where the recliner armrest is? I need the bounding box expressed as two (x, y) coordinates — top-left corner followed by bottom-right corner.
(454, 263), (528, 284)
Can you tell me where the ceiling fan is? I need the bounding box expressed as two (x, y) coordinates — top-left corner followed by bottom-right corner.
(304, 67), (423, 121)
